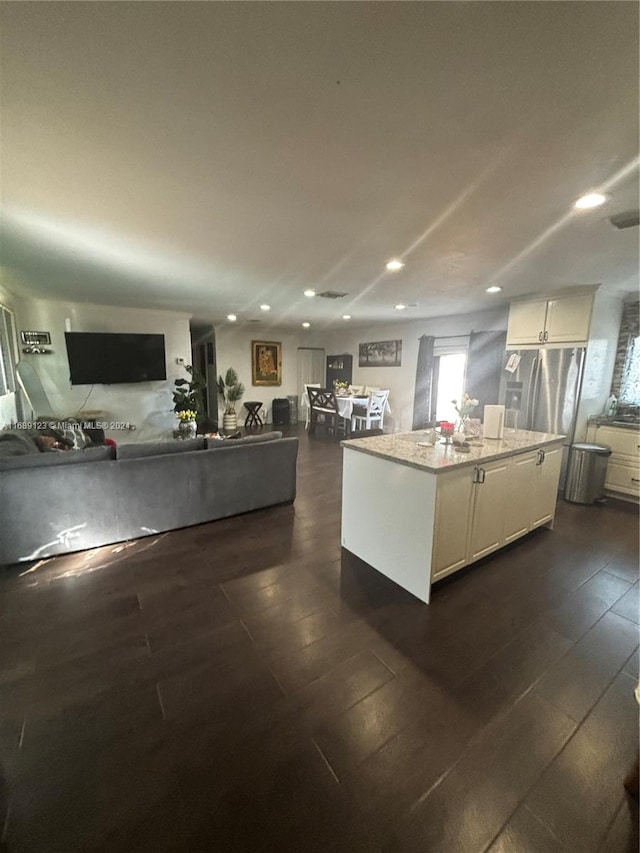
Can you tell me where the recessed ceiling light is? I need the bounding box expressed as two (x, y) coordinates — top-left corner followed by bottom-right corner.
(574, 192), (608, 210)
(342, 314), (351, 320)
(304, 289), (316, 298)
(302, 322), (310, 328)
(260, 304), (270, 311)
(486, 286), (502, 293)
(395, 303), (406, 310)
(227, 314), (237, 322)
(386, 259), (405, 272)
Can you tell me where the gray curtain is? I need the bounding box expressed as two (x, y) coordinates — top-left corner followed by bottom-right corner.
(465, 330), (507, 420)
(413, 335), (435, 429)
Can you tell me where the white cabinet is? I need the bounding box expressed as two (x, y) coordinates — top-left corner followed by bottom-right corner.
(432, 445), (562, 582)
(586, 424), (640, 501)
(507, 293), (593, 347)
(432, 460), (508, 579)
(503, 451), (537, 542)
(468, 459), (509, 562)
(545, 295), (593, 344)
(342, 438), (565, 604)
(507, 301), (549, 346)
(529, 445), (562, 527)
(432, 467), (474, 579)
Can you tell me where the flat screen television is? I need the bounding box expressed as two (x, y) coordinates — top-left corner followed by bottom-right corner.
(65, 332), (167, 385)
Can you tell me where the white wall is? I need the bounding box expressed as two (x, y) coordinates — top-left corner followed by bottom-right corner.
(574, 290), (624, 441)
(14, 297), (192, 442)
(307, 307), (509, 433)
(0, 279), (19, 428)
(214, 325), (308, 423)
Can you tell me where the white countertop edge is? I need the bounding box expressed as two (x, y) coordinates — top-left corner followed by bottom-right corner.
(341, 430), (566, 473)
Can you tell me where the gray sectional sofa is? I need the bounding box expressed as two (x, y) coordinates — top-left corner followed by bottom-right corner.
(0, 431), (298, 565)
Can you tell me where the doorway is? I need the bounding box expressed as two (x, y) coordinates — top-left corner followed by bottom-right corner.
(297, 347), (325, 421)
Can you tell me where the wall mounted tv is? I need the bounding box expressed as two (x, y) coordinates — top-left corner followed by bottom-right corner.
(65, 332), (167, 385)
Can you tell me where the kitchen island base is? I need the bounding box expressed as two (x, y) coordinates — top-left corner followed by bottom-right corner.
(341, 431), (564, 604)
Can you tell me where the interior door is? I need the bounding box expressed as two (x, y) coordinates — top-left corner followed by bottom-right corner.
(297, 348), (325, 419)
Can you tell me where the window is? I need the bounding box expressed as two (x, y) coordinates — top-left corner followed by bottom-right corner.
(0, 306), (16, 397)
(435, 352), (467, 422)
(620, 334), (640, 405)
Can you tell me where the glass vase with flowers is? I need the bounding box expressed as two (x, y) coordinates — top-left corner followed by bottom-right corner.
(451, 392), (479, 436)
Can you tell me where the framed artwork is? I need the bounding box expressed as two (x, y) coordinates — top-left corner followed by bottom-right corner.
(251, 340), (282, 386)
(358, 340), (402, 367)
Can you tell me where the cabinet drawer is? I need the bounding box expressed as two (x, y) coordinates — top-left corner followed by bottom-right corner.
(605, 461), (640, 495)
(596, 427), (640, 459)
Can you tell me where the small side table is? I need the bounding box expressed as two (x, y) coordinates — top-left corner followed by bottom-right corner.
(244, 401), (264, 428)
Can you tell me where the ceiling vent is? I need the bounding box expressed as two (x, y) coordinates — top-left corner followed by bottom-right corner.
(609, 210), (639, 229)
(318, 290), (348, 299)
(248, 319), (261, 323)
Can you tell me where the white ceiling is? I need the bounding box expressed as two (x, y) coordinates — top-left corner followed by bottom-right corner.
(1, 2), (638, 330)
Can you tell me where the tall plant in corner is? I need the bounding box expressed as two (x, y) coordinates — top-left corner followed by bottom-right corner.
(173, 365), (206, 422)
(217, 367), (245, 432)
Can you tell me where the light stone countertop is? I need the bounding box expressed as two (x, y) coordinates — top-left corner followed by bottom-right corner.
(341, 428), (565, 473)
(587, 417), (640, 431)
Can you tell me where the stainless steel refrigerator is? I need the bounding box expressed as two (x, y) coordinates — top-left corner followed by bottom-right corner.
(499, 347), (586, 486)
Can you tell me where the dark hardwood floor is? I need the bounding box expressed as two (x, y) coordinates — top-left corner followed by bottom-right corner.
(1, 425), (638, 852)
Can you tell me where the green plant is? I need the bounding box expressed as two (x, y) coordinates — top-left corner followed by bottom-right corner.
(173, 365), (206, 416)
(217, 367), (245, 414)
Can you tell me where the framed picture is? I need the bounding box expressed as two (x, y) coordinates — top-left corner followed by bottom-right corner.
(358, 340), (402, 367)
(251, 340), (282, 386)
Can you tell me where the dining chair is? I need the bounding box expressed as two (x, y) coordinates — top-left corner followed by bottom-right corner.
(302, 383), (321, 429)
(307, 387), (349, 439)
(352, 389), (390, 431)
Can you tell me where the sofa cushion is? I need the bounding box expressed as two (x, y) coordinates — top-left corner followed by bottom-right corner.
(116, 437), (205, 460)
(0, 432), (40, 458)
(0, 445), (116, 471)
(205, 431), (283, 450)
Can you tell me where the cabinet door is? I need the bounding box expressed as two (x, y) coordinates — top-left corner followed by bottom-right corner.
(503, 451), (537, 543)
(506, 300), (548, 346)
(468, 460), (508, 562)
(530, 445), (562, 528)
(544, 294), (593, 344)
(432, 468), (474, 580)
(595, 427), (640, 461)
(605, 461), (640, 497)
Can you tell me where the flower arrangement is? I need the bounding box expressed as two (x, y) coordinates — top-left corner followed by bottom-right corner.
(334, 380), (349, 394)
(177, 409), (198, 422)
(452, 392), (479, 418)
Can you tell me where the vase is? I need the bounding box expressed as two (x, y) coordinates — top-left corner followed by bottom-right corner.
(456, 415), (473, 437)
(177, 419), (197, 439)
(222, 412), (237, 432)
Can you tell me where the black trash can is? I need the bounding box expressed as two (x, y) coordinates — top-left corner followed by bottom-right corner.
(272, 398), (289, 426)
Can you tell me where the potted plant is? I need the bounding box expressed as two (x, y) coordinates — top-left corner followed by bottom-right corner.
(173, 365), (206, 430)
(176, 409), (198, 439)
(217, 367), (245, 432)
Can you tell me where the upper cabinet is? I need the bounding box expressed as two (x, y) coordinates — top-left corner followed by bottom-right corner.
(507, 293), (594, 348)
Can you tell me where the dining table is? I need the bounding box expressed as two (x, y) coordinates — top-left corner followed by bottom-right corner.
(301, 391), (391, 432)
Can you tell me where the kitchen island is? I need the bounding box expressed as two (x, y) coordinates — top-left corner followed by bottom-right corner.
(341, 428), (565, 603)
